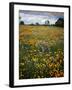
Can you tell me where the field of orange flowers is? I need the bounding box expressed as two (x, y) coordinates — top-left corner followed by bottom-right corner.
(19, 25), (64, 79)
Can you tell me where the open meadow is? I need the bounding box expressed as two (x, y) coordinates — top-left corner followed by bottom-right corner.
(19, 25), (64, 79)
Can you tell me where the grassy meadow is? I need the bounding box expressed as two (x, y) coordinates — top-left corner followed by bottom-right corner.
(19, 25), (64, 79)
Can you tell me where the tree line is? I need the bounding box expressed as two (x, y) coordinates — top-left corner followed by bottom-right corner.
(19, 18), (64, 27)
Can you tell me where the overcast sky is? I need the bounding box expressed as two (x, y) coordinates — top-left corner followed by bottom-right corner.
(19, 10), (64, 25)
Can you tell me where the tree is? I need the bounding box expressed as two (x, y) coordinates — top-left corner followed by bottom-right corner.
(55, 18), (64, 27)
(35, 22), (39, 25)
(19, 21), (24, 25)
(30, 23), (34, 25)
(45, 20), (50, 25)
(19, 16), (21, 20)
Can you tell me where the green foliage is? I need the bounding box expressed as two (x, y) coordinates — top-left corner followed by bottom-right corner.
(20, 21), (24, 25)
(55, 18), (64, 27)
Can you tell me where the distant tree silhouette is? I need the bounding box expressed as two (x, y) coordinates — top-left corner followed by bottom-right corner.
(30, 23), (34, 25)
(19, 16), (21, 20)
(45, 20), (50, 25)
(20, 21), (24, 25)
(36, 22), (39, 25)
(55, 18), (64, 27)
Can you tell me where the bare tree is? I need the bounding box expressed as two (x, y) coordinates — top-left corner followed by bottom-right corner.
(45, 20), (50, 25)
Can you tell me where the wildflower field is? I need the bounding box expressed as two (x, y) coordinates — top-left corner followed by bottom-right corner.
(19, 25), (64, 79)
